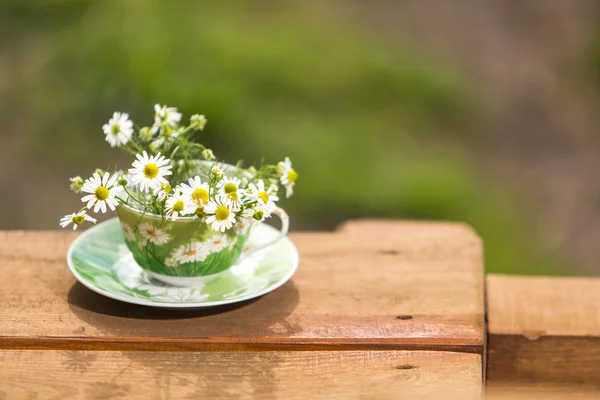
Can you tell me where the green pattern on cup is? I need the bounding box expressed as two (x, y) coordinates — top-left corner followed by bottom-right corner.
(117, 204), (252, 277)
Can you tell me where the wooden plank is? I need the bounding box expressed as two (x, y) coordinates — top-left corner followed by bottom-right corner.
(486, 274), (600, 386)
(0, 349), (482, 400)
(486, 384), (600, 399)
(0, 221), (484, 352)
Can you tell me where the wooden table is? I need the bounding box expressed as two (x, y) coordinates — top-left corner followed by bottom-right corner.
(5, 219), (598, 398)
(0, 220), (485, 399)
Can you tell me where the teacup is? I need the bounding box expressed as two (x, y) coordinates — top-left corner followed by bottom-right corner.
(116, 188), (289, 287)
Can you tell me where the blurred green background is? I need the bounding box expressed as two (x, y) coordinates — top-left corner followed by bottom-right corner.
(2, 0), (600, 275)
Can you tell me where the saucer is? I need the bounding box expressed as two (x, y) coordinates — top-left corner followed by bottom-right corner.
(67, 218), (299, 308)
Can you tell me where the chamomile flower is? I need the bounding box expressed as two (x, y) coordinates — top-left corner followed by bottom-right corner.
(255, 200), (275, 220)
(164, 257), (179, 268)
(154, 183), (172, 201)
(59, 210), (97, 230)
(234, 220), (250, 234)
(81, 172), (123, 213)
(138, 223), (170, 245)
(151, 104), (182, 135)
(247, 180), (279, 205)
(278, 157), (298, 198)
(218, 177), (244, 211)
(165, 190), (195, 221)
(102, 112), (134, 148)
(180, 176), (210, 206)
(172, 242), (209, 264)
(129, 151), (173, 192)
(204, 201), (236, 232)
(121, 224), (136, 241)
(206, 233), (230, 253)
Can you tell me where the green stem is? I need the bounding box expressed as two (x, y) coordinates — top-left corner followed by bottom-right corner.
(122, 187), (146, 207)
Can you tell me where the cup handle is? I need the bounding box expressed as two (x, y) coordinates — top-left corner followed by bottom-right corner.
(236, 206), (289, 264)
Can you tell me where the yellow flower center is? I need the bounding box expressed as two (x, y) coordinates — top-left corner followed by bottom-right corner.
(185, 249), (197, 257)
(111, 124), (120, 135)
(215, 239), (223, 245)
(192, 188), (209, 204)
(72, 215), (85, 225)
(95, 186), (109, 201)
(287, 169), (298, 183)
(148, 230), (158, 238)
(224, 183), (237, 194)
(144, 163), (159, 179)
(172, 200), (184, 212)
(258, 191), (269, 203)
(215, 205), (230, 221)
(196, 207), (207, 219)
(228, 191), (239, 202)
(162, 183), (171, 193)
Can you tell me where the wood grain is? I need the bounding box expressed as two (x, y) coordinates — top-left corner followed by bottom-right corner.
(0, 349), (482, 400)
(486, 383), (600, 399)
(0, 221), (484, 352)
(487, 274), (600, 386)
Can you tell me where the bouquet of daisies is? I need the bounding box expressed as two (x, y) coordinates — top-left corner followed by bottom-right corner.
(59, 105), (298, 231)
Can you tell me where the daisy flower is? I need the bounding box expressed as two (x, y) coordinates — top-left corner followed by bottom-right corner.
(154, 183), (172, 201)
(129, 151), (173, 193)
(254, 200), (275, 220)
(121, 224), (136, 241)
(278, 157), (298, 198)
(165, 190), (195, 221)
(151, 104), (182, 135)
(204, 200), (236, 232)
(180, 176), (210, 206)
(81, 172), (123, 213)
(218, 177), (244, 211)
(206, 233), (230, 253)
(138, 223), (170, 245)
(59, 210), (97, 230)
(164, 257), (179, 268)
(102, 112), (134, 148)
(247, 180), (279, 205)
(234, 220), (250, 234)
(172, 242), (209, 264)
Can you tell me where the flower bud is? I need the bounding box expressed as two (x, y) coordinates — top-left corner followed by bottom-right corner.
(94, 168), (104, 176)
(118, 177), (129, 186)
(202, 148), (215, 160)
(211, 166), (224, 181)
(190, 114), (207, 130)
(69, 176), (84, 193)
(277, 161), (286, 175)
(138, 127), (153, 141)
(149, 140), (161, 153)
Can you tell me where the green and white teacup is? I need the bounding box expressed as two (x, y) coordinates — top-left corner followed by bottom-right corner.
(116, 203), (289, 286)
